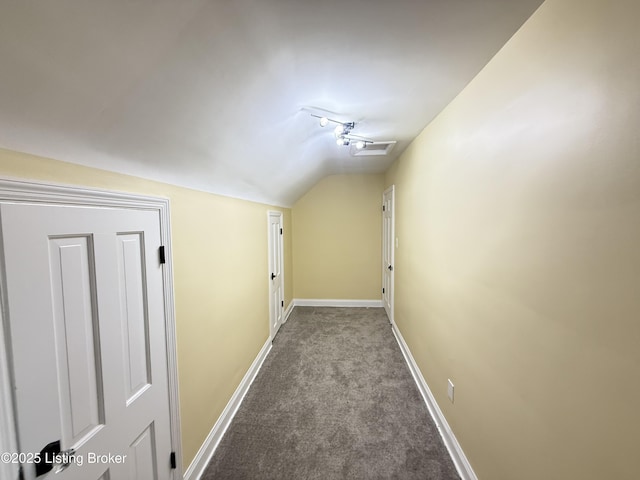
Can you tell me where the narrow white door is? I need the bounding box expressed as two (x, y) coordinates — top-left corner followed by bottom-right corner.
(382, 186), (395, 323)
(268, 212), (284, 339)
(1, 203), (173, 480)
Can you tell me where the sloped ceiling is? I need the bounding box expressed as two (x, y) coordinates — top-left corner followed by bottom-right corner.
(0, 0), (543, 206)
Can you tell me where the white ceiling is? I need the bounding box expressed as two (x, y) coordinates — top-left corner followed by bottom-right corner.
(0, 0), (543, 207)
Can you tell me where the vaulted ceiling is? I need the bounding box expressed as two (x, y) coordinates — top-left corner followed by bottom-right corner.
(0, 0), (543, 206)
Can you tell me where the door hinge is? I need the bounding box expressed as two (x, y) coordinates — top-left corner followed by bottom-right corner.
(18, 465), (24, 480)
(382, 287), (385, 294)
(280, 228), (283, 235)
(170, 452), (176, 469)
(382, 205), (386, 211)
(281, 300), (284, 307)
(159, 246), (166, 264)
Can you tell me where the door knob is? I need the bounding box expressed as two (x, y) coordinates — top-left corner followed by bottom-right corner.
(34, 440), (60, 477)
(34, 440), (75, 476)
(271, 273), (276, 280)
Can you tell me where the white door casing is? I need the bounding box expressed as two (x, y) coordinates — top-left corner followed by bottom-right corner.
(267, 211), (284, 340)
(0, 179), (182, 480)
(382, 185), (395, 324)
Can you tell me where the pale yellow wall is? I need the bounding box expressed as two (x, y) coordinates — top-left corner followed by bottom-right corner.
(292, 174), (384, 300)
(385, 0), (640, 479)
(0, 148), (292, 468)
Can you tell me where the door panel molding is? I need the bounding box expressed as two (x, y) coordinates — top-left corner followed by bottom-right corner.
(0, 177), (182, 479)
(49, 235), (104, 447)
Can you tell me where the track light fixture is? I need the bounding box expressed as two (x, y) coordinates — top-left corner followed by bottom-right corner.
(311, 114), (369, 150)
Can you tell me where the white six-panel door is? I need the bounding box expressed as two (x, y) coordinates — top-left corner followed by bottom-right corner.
(268, 212), (284, 339)
(1, 203), (173, 480)
(382, 186), (395, 323)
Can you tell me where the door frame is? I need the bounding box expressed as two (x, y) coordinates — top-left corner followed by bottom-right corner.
(0, 177), (183, 479)
(382, 185), (395, 325)
(267, 210), (285, 340)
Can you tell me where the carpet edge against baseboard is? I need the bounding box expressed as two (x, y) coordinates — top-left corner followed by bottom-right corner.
(183, 338), (272, 480)
(294, 298), (384, 308)
(283, 301), (295, 323)
(391, 324), (478, 480)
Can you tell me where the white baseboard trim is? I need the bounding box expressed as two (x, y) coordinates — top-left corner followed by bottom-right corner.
(391, 324), (478, 480)
(183, 338), (272, 480)
(294, 298), (383, 308)
(283, 301), (295, 323)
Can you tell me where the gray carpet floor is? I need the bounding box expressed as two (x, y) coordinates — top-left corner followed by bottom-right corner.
(202, 307), (461, 480)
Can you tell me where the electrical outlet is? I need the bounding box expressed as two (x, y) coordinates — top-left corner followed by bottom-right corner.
(447, 379), (455, 403)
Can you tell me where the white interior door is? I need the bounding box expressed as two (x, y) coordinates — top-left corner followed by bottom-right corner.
(268, 212), (284, 339)
(1, 203), (173, 480)
(382, 186), (395, 323)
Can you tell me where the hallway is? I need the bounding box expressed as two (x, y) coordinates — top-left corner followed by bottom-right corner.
(203, 307), (459, 480)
